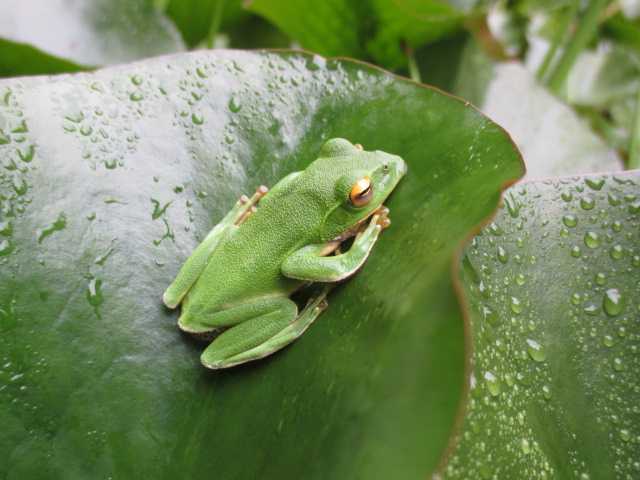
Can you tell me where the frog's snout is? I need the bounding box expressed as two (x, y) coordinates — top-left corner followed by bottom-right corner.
(385, 155), (407, 178)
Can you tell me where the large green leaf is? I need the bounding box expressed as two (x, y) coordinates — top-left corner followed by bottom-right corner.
(0, 50), (522, 478)
(0, 0), (184, 76)
(247, 0), (469, 70)
(445, 171), (640, 478)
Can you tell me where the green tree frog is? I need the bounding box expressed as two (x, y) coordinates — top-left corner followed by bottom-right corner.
(163, 138), (406, 369)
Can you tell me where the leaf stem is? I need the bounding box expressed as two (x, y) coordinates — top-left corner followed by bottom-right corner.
(407, 48), (421, 83)
(536, 0), (580, 82)
(547, 0), (610, 96)
(205, 0), (226, 49)
(629, 86), (640, 169)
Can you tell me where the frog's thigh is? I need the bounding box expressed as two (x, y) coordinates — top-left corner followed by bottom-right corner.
(200, 297), (297, 369)
(163, 188), (268, 309)
(218, 286), (330, 368)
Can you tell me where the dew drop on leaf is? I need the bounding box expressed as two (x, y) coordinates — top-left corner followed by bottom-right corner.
(603, 288), (624, 317)
(484, 371), (501, 397)
(228, 96), (242, 112)
(510, 296), (523, 314)
(580, 196), (595, 210)
(584, 231), (600, 249)
(612, 357), (624, 372)
(609, 245), (624, 260)
(526, 339), (546, 362)
(562, 214), (577, 228)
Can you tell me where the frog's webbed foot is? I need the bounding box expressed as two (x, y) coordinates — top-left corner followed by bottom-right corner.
(234, 185), (268, 225)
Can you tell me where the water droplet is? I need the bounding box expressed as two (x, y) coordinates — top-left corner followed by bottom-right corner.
(584, 231), (600, 248)
(594, 272), (606, 285)
(481, 305), (498, 325)
(130, 92), (143, 102)
(561, 191), (573, 202)
(585, 177), (604, 190)
(603, 334), (614, 347)
(570, 245), (581, 258)
(12, 177), (28, 195)
(510, 296), (523, 314)
(562, 214), (577, 228)
(484, 371), (501, 396)
(150, 199), (171, 220)
(612, 357), (624, 372)
(191, 113), (204, 125)
(541, 384), (552, 400)
(607, 192), (621, 206)
(80, 125), (93, 136)
(516, 273), (526, 286)
(571, 292), (581, 305)
(603, 288), (624, 317)
(37, 213), (67, 243)
(520, 438), (531, 454)
(504, 192), (520, 218)
(611, 220), (622, 232)
(583, 303), (599, 315)
(609, 245), (623, 260)
(487, 222), (503, 235)
(65, 111), (84, 123)
(131, 74), (143, 86)
(18, 144), (35, 162)
(619, 429), (631, 442)
(526, 339), (546, 362)
(228, 96), (242, 113)
(580, 196), (595, 210)
(628, 201), (640, 214)
(497, 246), (508, 263)
(0, 239), (13, 256)
(86, 277), (104, 317)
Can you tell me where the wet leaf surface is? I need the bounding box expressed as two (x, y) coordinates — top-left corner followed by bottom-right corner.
(446, 172), (640, 479)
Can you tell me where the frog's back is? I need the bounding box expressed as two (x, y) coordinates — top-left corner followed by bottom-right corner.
(185, 187), (324, 309)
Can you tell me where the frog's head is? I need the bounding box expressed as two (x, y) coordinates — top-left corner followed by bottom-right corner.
(309, 138), (407, 242)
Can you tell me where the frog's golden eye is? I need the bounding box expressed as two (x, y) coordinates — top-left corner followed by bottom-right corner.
(349, 176), (373, 207)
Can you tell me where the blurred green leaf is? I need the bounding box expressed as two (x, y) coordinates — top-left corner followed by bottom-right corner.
(417, 33), (622, 177)
(247, 0), (471, 70)
(164, 0), (248, 47)
(604, 13), (640, 52)
(0, 50), (522, 479)
(0, 0), (184, 76)
(444, 171), (640, 479)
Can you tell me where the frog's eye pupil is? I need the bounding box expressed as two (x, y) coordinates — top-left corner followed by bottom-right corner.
(349, 177), (373, 207)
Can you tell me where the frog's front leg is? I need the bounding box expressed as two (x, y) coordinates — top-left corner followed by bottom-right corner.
(163, 186), (268, 308)
(281, 209), (389, 282)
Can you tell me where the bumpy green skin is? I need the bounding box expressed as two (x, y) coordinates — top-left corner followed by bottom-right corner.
(163, 138), (406, 369)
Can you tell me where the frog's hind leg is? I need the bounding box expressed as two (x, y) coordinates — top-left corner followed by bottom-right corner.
(162, 186), (268, 309)
(202, 286), (331, 369)
(199, 296), (297, 369)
